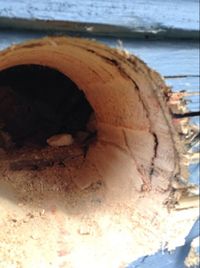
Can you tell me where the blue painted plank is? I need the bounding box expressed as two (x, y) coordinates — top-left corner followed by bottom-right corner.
(0, 0), (199, 31)
(166, 77), (199, 92)
(190, 116), (200, 127)
(0, 30), (43, 50)
(109, 40), (199, 76)
(127, 219), (200, 268)
(189, 163), (200, 185)
(185, 95), (200, 112)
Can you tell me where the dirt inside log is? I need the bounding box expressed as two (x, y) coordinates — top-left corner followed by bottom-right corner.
(0, 37), (198, 268)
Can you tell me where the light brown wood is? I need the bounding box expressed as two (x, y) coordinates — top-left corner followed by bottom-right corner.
(175, 196), (199, 210)
(0, 37), (198, 268)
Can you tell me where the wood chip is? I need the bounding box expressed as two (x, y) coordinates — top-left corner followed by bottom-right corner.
(47, 133), (73, 147)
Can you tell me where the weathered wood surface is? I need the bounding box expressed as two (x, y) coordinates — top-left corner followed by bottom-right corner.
(0, 0), (199, 39)
(0, 36), (199, 268)
(0, 16), (198, 40)
(0, 0), (198, 30)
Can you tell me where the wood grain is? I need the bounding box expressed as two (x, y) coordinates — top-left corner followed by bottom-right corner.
(0, 0), (198, 30)
(0, 0), (199, 39)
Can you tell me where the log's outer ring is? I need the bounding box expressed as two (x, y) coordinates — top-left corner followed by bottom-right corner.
(0, 36), (182, 189)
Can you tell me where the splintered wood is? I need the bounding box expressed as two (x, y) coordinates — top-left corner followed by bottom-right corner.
(0, 37), (199, 268)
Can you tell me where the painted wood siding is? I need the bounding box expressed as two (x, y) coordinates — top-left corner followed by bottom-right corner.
(0, 0), (199, 30)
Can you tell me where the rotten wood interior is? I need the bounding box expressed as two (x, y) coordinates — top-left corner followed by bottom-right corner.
(0, 65), (93, 147)
(0, 64), (96, 172)
(0, 37), (198, 268)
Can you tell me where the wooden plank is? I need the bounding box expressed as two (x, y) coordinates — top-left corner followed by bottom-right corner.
(189, 163), (200, 185)
(0, 16), (198, 40)
(166, 77), (199, 92)
(185, 95), (199, 112)
(0, 0), (198, 31)
(0, 30), (43, 51)
(115, 40), (199, 76)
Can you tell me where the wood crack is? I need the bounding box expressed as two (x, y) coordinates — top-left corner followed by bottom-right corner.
(122, 129), (151, 190)
(173, 111), (200, 118)
(150, 132), (159, 176)
(94, 53), (160, 186)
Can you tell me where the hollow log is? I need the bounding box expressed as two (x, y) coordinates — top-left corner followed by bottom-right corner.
(0, 37), (198, 268)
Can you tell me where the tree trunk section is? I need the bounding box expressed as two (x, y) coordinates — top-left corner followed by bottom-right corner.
(0, 37), (198, 268)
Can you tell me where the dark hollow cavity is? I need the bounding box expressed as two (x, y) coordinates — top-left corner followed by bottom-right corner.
(0, 64), (93, 149)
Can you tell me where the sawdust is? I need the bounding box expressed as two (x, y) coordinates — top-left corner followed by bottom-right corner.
(0, 144), (102, 267)
(0, 143), (170, 268)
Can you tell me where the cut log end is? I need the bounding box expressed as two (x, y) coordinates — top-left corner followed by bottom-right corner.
(0, 36), (198, 268)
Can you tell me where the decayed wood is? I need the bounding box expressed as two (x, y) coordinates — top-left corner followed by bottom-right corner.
(175, 196), (199, 210)
(0, 37), (199, 268)
(169, 91), (199, 98)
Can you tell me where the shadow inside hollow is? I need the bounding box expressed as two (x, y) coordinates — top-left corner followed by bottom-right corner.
(0, 64), (93, 148)
(0, 63), (100, 217)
